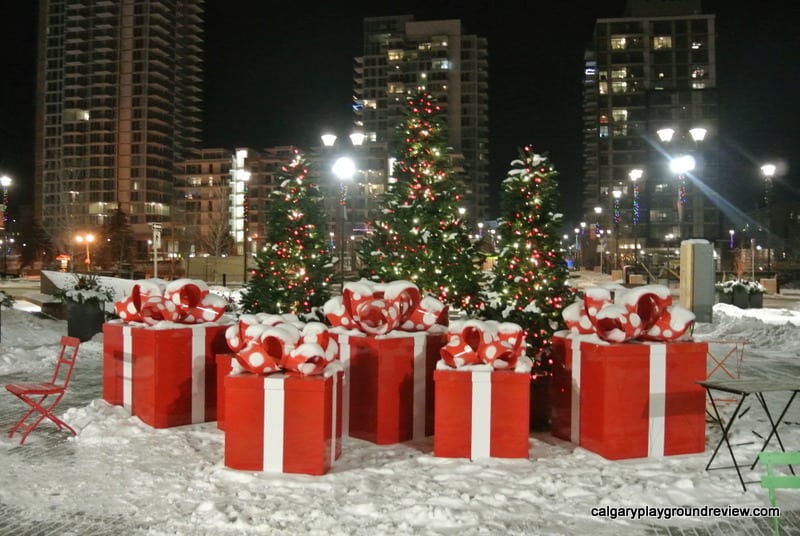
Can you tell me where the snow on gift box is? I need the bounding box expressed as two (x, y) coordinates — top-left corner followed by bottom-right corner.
(434, 319), (533, 460)
(102, 278), (234, 428)
(551, 284), (707, 460)
(222, 313), (343, 475)
(324, 279), (448, 445)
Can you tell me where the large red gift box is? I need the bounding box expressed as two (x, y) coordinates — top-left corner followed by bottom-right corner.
(433, 369), (530, 459)
(551, 335), (707, 460)
(215, 353), (235, 430)
(102, 321), (231, 428)
(333, 331), (446, 445)
(224, 371), (343, 475)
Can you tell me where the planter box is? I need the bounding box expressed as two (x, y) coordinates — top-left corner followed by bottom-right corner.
(551, 335), (707, 460)
(68, 302), (105, 342)
(733, 288), (749, 308)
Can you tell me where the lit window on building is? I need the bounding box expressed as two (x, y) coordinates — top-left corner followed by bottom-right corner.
(653, 36), (672, 49)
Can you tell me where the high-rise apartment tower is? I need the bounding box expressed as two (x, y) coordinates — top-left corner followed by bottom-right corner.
(581, 0), (720, 269)
(354, 16), (490, 226)
(34, 0), (203, 257)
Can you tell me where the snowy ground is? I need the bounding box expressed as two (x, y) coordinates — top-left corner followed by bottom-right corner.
(0, 278), (798, 535)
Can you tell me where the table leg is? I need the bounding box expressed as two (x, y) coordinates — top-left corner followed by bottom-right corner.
(748, 391), (798, 473)
(705, 389), (750, 492)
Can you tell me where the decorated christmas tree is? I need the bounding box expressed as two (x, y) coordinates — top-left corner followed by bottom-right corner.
(483, 146), (576, 374)
(357, 90), (484, 313)
(239, 150), (334, 318)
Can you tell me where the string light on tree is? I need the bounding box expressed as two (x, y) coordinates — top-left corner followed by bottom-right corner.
(239, 150), (334, 317)
(483, 145), (576, 376)
(356, 89), (483, 314)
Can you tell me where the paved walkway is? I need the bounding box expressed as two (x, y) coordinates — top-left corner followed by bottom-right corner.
(0, 276), (798, 535)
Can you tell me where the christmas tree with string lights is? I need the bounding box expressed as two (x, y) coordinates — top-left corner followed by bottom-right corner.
(239, 150), (334, 318)
(357, 90), (484, 313)
(482, 145), (576, 374)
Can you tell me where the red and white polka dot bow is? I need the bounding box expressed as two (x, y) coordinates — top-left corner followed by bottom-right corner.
(440, 319), (526, 370)
(225, 314), (338, 376)
(114, 278), (227, 325)
(324, 279), (448, 335)
(562, 284), (695, 342)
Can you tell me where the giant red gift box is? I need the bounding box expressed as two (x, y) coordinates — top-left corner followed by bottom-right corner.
(433, 369), (530, 459)
(215, 353), (235, 430)
(550, 335), (707, 459)
(224, 371), (343, 475)
(102, 321), (231, 428)
(333, 330), (446, 445)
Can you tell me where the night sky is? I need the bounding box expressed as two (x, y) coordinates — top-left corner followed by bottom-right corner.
(1, 1), (797, 224)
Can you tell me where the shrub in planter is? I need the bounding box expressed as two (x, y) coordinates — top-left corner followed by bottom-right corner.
(54, 273), (115, 341)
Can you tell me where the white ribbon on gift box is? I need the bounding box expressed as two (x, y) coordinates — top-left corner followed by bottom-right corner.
(336, 333), (352, 437)
(262, 373), (339, 473)
(122, 325), (133, 412)
(336, 331), (428, 441)
(569, 338), (668, 457)
(470, 370), (492, 459)
(122, 324), (208, 423)
(570, 337), (581, 444)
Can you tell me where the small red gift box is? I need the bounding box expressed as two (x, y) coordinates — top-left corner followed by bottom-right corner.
(215, 353), (235, 430)
(433, 369), (530, 459)
(102, 321), (231, 428)
(223, 371), (343, 475)
(333, 331), (446, 445)
(550, 335), (707, 460)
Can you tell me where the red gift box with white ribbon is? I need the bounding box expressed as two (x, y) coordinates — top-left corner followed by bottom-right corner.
(550, 334), (707, 460)
(325, 279), (449, 445)
(103, 278), (233, 428)
(434, 320), (531, 460)
(434, 369), (530, 459)
(102, 321), (232, 428)
(334, 331), (445, 444)
(223, 368), (343, 475)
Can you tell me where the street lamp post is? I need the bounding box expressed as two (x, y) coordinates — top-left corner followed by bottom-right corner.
(664, 233), (675, 282)
(322, 131), (364, 290)
(628, 168), (642, 261)
(761, 163), (776, 272)
(594, 206), (602, 271)
(242, 172), (250, 284)
(657, 127), (706, 240)
(612, 189), (622, 270)
(75, 233), (95, 272)
(332, 156), (356, 289)
(1, 175), (12, 278)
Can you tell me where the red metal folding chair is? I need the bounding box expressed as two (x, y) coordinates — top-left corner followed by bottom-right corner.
(5, 336), (81, 444)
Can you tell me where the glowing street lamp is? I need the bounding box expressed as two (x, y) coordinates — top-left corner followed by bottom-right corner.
(322, 131), (364, 290)
(332, 156), (355, 289)
(75, 233), (95, 272)
(657, 126), (706, 240)
(761, 163), (776, 272)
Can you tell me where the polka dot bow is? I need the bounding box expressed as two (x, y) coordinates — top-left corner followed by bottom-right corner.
(225, 313), (338, 376)
(114, 278), (227, 325)
(324, 279), (448, 335)
(440, 319), (526, 370)
(562, 284), (695, 343)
